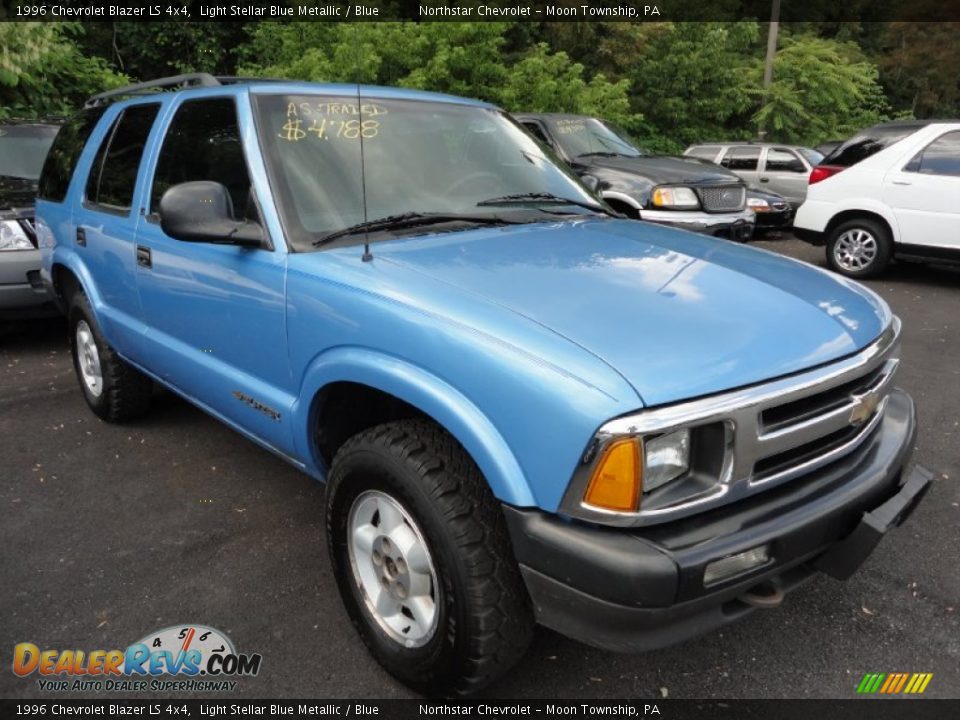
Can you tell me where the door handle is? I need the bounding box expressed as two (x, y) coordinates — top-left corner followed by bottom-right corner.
(759, 177), (769, 183)
(75, 227), (86, 247)
(892, 180), (912, 186)
(136, 245), (152, 269)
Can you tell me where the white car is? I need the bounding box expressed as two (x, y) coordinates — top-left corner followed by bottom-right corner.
(794, 120), (960, 278)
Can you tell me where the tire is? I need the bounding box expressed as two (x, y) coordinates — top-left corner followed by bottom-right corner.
(325, 420), (534, 696)
(68, 289), (152, 423)
(825, 218), (893, 278)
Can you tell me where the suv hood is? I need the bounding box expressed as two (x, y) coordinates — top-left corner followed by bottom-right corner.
(582, 155), (740, 185)
(0, 176), (38, 213)
(371, 218), (890, 407)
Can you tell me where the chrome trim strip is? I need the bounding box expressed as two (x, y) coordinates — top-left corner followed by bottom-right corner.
(560, 318), (901, 527)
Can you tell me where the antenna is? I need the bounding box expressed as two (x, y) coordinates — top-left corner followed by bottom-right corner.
(357, 83), (373, 262)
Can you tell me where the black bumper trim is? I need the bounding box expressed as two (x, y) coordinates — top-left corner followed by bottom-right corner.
(794, 226), (826, 245)
(504, 389), (925, 653)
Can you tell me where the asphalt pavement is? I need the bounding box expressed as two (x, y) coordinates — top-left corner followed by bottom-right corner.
(1, 234), (957, 699)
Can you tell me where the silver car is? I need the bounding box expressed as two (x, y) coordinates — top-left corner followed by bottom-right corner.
(684, 143), (824, 208)
(0, 121), (60, 319)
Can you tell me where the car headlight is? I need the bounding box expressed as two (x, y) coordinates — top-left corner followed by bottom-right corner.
(651, 186), (700, 209)
(581, 428), (692, 513)
(747, 197), (772, 213)
(643, 428), (691, 491)
(0, 220), (33, 251)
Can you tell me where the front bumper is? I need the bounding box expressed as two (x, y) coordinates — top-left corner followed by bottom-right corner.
(639, 208), (755, 241)
(504, 389), (928, 653)
(0, 249), (58, 318)
(753, 207), (793, 229)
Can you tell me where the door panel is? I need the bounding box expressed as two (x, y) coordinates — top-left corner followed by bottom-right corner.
(760, 148), (809, 206)
(72, 102), (161, 358)
(135, 96), (295, 454)
(882, 130), (960, 249)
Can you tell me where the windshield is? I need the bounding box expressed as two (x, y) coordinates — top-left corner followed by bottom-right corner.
(545, 117), (646, 159)
(0, 125), (59, 180)
(254, 95), (601, 250)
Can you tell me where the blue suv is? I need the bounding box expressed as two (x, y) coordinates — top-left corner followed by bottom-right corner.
(38, 75), (930, 695)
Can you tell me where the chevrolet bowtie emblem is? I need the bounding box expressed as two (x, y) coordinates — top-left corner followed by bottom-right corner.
(850, 391), (881, 425)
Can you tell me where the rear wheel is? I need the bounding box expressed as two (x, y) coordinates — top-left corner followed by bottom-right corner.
(68, 290), (152, 422)
(826, 218), (892, 278)
(326, 420), (533, 696)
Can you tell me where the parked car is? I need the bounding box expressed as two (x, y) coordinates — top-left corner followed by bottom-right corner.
(39, 75), (929, 695)
(514, 113), (754, 241)
(746, 185), (793, 231)
(794, 119), (960, 278)
(684, 142), (824, 207)
(0, 120), (61, 319)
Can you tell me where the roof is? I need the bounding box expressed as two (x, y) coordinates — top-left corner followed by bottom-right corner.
(85, 73), (493, 110)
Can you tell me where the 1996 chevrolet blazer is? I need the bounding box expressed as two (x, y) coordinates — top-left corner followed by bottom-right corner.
(38, 75), (930, 695)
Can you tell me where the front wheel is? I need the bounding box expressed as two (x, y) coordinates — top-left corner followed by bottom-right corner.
(826, 218), (893, 278)
(325, 420), (533, 696)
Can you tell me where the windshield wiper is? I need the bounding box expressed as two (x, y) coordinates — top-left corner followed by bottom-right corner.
(313, 212), (522, 247)
(476, 192), (609, 214)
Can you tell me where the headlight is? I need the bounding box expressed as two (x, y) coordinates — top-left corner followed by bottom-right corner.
(747, 197), (771, 213)
(581, 428), (691, 513)
(651, 186), (700, 209)
(0, 220), (33, 251)
(643, 428), (691, 492)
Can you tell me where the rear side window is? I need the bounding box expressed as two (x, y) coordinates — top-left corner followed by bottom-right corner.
(38, 108), (105, 202)
(721, 146), (760, 171)
(686, 145), (721, 161)
(85, 103), (160, 212)
(824, 124), (923, 168)
(904, 131), (960, 177)
(150, 98), (252, 216)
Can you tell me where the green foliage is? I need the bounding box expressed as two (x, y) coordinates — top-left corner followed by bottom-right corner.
(0, 23), (125, 119)
(628, 22), (760, 153)
(240, 23), (641, 131)
(3, 17), (952, 149)
(752, 35), (888, 145)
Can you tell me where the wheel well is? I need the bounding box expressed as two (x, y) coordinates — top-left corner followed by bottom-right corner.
(825, 210), (893, 242)
(313, 382), (427, 466)
(51, 264), (81, 307)
(603, 198), (640, 219)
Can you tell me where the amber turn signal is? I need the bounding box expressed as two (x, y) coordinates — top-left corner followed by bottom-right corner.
(583, 438), (643, 512)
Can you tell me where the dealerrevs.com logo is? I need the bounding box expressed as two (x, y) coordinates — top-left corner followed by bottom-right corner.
(13, 624), (262, 692)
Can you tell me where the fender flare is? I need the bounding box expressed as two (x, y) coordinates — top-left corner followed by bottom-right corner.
(291, 346), (536, 508)
(49, 249), (103, 314)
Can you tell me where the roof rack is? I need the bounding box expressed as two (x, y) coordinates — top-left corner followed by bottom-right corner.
(84, 74), (299, 108)
(84, 73), (221, 108)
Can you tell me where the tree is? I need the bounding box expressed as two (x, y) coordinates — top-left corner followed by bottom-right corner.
(752, 35), (888, 144)
(239, 22), (640, 129)
(628, 22), (760, 152)
(0, 22), (125, 119)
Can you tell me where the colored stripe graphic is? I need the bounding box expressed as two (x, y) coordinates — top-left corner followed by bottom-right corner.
(857, 672), (932, 694)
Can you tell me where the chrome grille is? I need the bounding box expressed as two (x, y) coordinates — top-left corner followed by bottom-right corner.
(561, 320), (901, 527)
(698, 184), (745, 212)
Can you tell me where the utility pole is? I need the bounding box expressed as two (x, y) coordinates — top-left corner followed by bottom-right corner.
(758, 0), (781, 140)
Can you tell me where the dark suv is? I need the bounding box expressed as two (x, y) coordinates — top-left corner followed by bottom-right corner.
(515, 113), (755, 241)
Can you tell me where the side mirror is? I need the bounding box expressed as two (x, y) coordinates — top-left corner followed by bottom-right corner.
(580, 174), (601, 193)
(159, 181), (264, 248)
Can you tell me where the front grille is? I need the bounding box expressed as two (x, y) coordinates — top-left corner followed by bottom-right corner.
(760, 365), (886, 433)
(698, 185), (745, 212)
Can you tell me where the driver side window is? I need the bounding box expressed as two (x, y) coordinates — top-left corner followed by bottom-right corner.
(150, 98), (257, 221)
